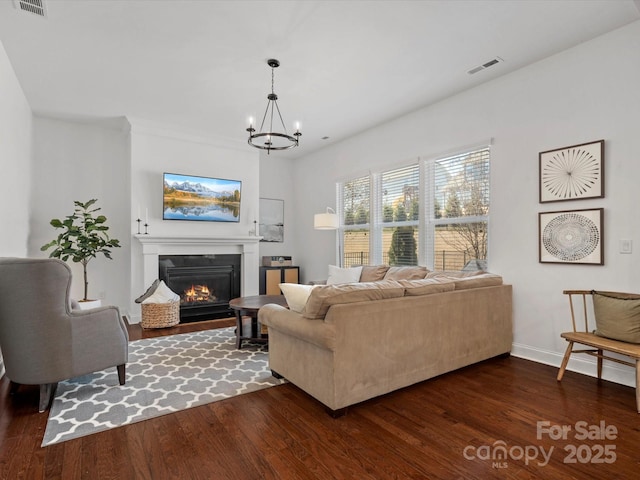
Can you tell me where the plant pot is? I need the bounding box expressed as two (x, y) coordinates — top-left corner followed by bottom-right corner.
(77, 299), (102, 310)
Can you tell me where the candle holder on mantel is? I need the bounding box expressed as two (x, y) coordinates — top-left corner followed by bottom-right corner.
(144, 222), (149, 235)
(136, 218), (141, 235)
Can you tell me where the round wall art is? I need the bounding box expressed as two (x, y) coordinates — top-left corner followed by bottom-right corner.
(539, 208), (604, 265)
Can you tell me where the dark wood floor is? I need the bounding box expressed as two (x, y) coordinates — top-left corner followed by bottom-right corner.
(2, 319), (639, 479)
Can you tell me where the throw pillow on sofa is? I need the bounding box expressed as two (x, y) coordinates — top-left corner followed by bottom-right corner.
(327, 265), (363, 285)
(383, 266), (429, 281)
(279, 283), (316, 313)
(592, 290), (640, 344)
(359, 265), (390, 282)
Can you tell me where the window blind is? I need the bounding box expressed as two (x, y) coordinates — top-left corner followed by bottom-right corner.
(379, 164), (420, 265)
(340, 175), (370, 266)
(428, 147), (490, 270)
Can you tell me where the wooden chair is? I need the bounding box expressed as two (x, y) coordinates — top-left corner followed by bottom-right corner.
(557, 290), (640, 412)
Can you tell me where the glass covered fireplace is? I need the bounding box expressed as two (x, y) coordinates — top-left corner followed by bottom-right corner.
(159, 254), (241, 323)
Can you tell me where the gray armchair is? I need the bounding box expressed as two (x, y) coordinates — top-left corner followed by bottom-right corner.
(0, 258), (128, 412)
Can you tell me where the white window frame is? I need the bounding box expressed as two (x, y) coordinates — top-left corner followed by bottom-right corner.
(337, 143), (491, 270)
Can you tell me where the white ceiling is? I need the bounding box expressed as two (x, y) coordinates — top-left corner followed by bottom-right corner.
(1, 0), (639, 158)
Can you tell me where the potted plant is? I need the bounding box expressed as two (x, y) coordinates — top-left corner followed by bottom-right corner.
(41, 199), (121, 308)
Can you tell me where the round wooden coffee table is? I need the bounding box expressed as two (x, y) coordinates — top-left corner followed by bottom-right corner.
(228, 295), (288, 349)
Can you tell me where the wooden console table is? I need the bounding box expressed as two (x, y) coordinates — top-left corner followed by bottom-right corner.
(228, 295), (288, 349)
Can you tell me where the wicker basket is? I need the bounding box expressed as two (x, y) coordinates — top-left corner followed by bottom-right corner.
(141, 300), (180, 329)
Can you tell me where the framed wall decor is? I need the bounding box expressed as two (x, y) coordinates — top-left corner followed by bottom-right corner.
(539, 208), (604, 265)
(259, 198), (284, 242)
(539, 140), (604, 203)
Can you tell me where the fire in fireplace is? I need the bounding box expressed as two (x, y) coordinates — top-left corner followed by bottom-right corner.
(159, 254), (241, 323)
(183, 284), (215, 304)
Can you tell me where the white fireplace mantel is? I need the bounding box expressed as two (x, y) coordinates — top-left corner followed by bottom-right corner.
(135, 234), (262, 297)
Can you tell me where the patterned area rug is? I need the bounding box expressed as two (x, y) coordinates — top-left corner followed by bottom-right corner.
(42, 327), (284, 446)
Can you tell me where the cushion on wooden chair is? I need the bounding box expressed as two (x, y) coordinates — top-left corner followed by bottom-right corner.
(592, 290), (640, 344)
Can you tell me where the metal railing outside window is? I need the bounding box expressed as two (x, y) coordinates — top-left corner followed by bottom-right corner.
(343, 250), (478, 271)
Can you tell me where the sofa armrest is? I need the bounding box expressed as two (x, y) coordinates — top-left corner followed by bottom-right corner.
(259, 304), (336, 351)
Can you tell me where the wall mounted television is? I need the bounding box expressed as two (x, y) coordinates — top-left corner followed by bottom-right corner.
(163, 172), (242, 222)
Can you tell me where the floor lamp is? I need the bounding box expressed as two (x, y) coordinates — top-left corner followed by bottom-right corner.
(314, 207), (340, 265)
(313, 207), (339, 230)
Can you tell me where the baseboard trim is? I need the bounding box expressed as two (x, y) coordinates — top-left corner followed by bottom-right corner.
(511, 343), (635, 388)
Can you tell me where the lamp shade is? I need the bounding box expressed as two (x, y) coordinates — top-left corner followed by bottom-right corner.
(314, 208), (339, 230)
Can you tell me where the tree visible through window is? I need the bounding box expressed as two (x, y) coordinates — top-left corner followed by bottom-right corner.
(383, 165), (419, 266)
(338, 146), (490, 270)
(340, 175), (370, 266)
(431, 148), (490, 270)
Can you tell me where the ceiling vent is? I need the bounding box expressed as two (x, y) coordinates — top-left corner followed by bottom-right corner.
(13, 0), (47, 18)
(467, 57), (503, 75)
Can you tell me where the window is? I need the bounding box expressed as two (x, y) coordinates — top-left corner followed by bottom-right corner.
(340, 175), (370, 267)
(338, 146), (490, 270)
(428, 148), (490, 270)
(380, 165), (419, 266)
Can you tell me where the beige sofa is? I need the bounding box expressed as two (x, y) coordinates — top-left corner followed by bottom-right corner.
(259, 267), (513, 415)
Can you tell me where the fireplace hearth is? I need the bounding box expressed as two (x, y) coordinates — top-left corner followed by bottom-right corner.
(159, 254), (240, 322)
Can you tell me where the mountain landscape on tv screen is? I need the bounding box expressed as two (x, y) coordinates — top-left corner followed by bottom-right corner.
(163, 175), (241, 222)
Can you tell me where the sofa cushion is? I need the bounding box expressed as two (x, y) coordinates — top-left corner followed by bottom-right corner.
(399, 278), (456, 296)
(426, 270), (485, 279)
(327, 265), (363, 285)
(279, 283), (316, 313)
(302, 280), (405, 319)
(359, 265), (390, 282)
(450, 273), (503, 290)
(593, 291), (640, 344)
(383, 266), (429, 281)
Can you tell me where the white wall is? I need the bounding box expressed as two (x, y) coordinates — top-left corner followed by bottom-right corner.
(24, 115), (259, 322)
(128, 120), (260, 320)
(258, 153), (299, 267)
(289, 21), (640, 386)
(0, 40), (32, 257)
(29, 116), (130, 309)
(0, 39), (32, 378)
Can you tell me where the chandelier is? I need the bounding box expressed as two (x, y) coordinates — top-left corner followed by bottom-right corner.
(246, 59), (301, 154)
